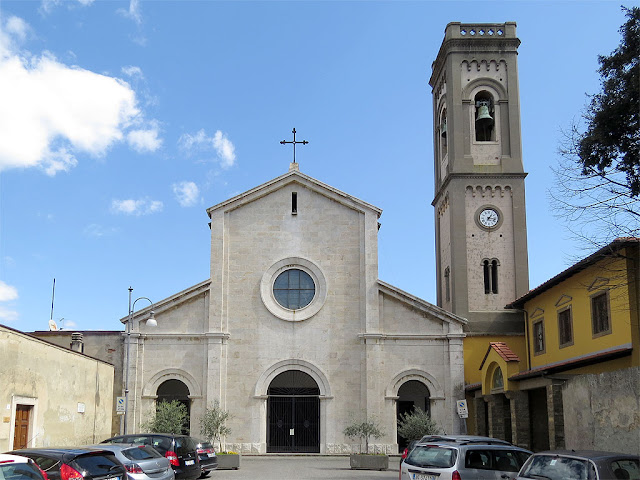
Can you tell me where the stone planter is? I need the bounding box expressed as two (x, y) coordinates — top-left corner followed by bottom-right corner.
(216, 454), (240, 470)
(349, 453), (388, 470)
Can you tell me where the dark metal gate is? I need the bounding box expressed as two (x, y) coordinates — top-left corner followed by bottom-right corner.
(266, 370), (320, 453)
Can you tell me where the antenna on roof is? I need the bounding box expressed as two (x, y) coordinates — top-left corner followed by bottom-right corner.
(49, 278), (56, 330)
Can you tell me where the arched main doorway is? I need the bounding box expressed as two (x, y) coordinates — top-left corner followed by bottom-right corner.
(267, 370), (320, 453)
(157, 379), (191, 434)
(397, 380), (431, 451)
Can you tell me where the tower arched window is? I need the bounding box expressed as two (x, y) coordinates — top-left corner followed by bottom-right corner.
(440, 108), (448, 157)
(474, 92), (495, 142)
(483, 258), (499, 294)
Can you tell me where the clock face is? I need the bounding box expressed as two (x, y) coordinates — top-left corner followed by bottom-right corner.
(479, 208), (500, 228)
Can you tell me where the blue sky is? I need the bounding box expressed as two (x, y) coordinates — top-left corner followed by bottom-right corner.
(0, 0), (628, 332)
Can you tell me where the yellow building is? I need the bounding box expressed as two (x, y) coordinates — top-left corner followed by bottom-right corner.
(471, 238), (639, 454)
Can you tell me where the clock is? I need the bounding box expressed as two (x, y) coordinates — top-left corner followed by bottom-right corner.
(478, 207), (500, 228)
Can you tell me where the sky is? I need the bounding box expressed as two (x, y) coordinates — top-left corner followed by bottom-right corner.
(0, 0), (629, 332)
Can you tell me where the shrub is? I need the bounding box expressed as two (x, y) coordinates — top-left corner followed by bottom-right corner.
(397, 407), (440, 441)
(343, 416), (384, 454)
(200, 400), (232, 452)
(143, 400), (188, 434)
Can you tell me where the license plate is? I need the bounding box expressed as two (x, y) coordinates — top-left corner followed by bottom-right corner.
(413, 475), (435, 480)
(207, 453), (215, 457)
(185, 460), (195, 466)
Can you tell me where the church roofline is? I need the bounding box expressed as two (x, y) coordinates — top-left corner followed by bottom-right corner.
(377, 280), (468, 326)
(120, 279), (211, 324)
(206, 168), (382, 218)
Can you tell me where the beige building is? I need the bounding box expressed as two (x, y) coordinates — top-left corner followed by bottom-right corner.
(123, 163), (467, 454)
(0, 325), (114, 450)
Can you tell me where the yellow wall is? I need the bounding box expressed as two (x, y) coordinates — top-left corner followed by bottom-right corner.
(463, 335), (526, 386)
(524, 251), (638, 372)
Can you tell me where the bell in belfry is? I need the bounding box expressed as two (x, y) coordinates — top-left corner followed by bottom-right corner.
(441, 120), (447, 138)
(476, 100), (494, 129)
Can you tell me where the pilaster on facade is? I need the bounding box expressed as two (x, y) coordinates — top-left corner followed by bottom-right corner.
(505, 390), (530, 450)
(547, 383), (565, 449)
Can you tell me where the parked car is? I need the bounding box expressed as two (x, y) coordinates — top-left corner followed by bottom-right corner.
(8, 448), (127, 480)
(100, 435), (199, 480)
(190, 440), (217, 478)
(84, 445), (174, 480)
(400, 440), (532, 480)
(0, 453), (47, 480)
(516, 450), (640, 480)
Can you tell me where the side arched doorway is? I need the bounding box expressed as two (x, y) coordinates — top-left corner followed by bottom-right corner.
(397, 380), (431, 451)
(157, 379), (191, 434)
(267, 370), (320, 453)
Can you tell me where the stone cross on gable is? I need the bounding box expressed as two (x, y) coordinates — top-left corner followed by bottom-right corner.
(280, 128), (308, 164)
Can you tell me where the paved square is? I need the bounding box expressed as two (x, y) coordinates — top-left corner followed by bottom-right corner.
(212, 455), (400, 480)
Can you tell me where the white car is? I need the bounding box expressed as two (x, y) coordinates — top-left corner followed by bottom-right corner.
(0, 454), (47, 480)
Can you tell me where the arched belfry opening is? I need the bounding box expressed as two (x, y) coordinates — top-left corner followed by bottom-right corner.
(397, 380), (431, 451)
(156, 379), (191, 434)
(267, 370), (320, 453)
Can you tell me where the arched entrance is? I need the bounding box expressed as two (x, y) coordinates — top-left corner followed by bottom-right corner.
(397, 380), (431, 451)
(267, 370), (320, 453)
(157, 379), (191, 434)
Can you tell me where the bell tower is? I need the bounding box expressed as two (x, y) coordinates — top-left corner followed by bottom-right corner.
(430, 22), (529, 333)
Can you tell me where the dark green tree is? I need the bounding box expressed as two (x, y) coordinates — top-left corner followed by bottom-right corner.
(553, 6), (639, 247)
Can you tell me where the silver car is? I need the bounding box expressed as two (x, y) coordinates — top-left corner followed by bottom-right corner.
(400, 441), (531, 480)
(87, 444), (175, 480)
(516, 450), (640, 480)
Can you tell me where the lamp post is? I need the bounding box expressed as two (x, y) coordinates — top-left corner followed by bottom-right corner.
(123, 286), (157, 435)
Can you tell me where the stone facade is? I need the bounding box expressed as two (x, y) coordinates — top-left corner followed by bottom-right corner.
(124, 165), (467, 454)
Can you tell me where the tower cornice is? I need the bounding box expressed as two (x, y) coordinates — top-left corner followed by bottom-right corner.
(432, 172), (528, 206)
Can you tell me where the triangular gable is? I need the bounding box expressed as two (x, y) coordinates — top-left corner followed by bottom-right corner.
(121, 279), (211, 324)
(377, 280), (468, 328)
(206, 165), (382, 218)
(479, 342), (520, 370)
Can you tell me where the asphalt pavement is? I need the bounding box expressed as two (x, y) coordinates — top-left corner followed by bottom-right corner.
(211, 455), (401, 480)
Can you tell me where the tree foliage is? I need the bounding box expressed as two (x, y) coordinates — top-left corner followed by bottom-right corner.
(200, 400), (232, 452)
(554, 6), (639, 246)
(343, 416), (385, 454)
(397, 407), (441, 442)
(577, 6), (639, 196)
(143, 400), (188, 434)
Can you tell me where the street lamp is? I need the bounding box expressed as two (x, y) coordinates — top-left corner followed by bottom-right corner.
(123, 286), (156, 434)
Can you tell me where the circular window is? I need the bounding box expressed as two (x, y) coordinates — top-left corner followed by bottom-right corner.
(260, 257), (327, 322)
(273, 269), (315, 309)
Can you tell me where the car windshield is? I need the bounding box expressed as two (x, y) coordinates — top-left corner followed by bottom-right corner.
(173, 437), (197, 455)
(72, 454), (122, 476)
(520, 455), (590, 480)
(122, 447), (162, 461)
(405, 445), (456, 468)
(0, 463), (44, 480)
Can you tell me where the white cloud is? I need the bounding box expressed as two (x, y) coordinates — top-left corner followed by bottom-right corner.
(117, 0), (142, 26)
(122, 65), (144, 79)
(179, 129), (236, 169)
(40, 0), (95, 15)
(0, 281), (18, 302)
(0, 306), (19, 323)
(172, 181), (200, 207)
(0, 16), (162, 176)
(84, 224), (119, 237)
(111, 198), (163, 216)
(127, 128), (162, 153)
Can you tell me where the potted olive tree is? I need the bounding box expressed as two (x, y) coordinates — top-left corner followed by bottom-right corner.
(343, 416), (388, 470)
(200, 401), (239, 470)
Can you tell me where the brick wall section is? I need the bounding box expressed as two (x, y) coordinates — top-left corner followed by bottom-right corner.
(547, 384), (565, 449)
(507, 391), (530, 450)
(474, 396), (488, 436)
(488, 396), (506, 440)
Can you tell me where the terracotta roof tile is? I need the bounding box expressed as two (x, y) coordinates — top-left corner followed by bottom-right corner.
(490, 342), (520, 362)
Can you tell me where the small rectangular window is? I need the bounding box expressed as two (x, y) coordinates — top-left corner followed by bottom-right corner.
(291, 192), (297, 214)
(444, 267), (450, 302)
(533, 319), (545, 354)
(591, 291), (611, 336)
(558, 308), (573, 348)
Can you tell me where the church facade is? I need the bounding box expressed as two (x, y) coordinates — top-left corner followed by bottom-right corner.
(124, 163), (467, 453)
